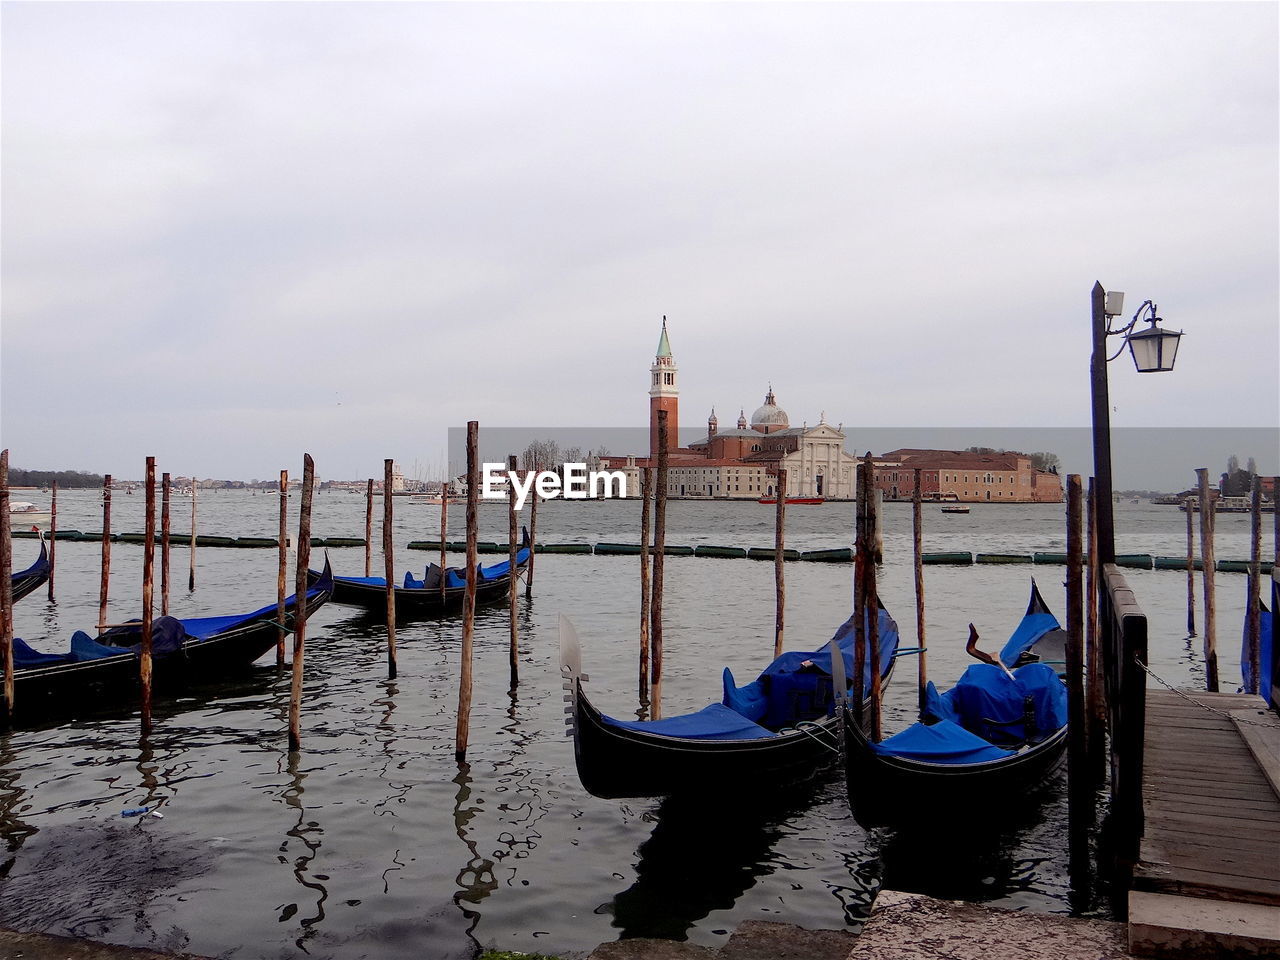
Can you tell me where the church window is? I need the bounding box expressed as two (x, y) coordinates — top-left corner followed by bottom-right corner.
(653, 373), (659, 385)
(664, 372), (673, 385)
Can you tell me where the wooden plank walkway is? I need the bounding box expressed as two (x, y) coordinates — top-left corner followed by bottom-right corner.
(1135, 688), (1280, 906)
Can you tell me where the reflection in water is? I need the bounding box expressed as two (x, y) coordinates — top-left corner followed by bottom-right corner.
(278, 751), (328, 954)
(451, 762), (497, 949)
(0, 737), (37, 880)
(602, 788), (810, 941)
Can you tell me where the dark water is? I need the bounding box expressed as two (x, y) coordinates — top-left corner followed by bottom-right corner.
(0, 491), (1260, 958)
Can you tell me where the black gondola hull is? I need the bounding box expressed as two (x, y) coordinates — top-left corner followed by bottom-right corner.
(10, 540), (51, 603)
(3, 571), (333, 724)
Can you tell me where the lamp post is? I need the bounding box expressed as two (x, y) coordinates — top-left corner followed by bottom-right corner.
(1090, 282), (1183, 565)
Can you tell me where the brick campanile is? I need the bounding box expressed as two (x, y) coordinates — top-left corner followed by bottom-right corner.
(649, 316), (679, 459)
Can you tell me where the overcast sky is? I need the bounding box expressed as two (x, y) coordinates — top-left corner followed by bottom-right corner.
(2, 2), (1276, 483)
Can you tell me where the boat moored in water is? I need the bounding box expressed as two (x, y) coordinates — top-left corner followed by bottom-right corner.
(9, 537), (51, 602)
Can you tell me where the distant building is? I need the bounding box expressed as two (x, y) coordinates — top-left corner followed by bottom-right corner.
(600, 319), (858, 499)
(873, 449), (1063, 503)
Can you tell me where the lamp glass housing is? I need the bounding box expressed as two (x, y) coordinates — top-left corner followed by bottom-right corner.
(1127, 325), (1182, 373)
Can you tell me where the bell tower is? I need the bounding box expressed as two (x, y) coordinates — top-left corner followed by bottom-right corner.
(649, 316), (679, 459)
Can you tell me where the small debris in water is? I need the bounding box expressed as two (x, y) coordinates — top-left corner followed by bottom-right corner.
(121, 806), (150, 818)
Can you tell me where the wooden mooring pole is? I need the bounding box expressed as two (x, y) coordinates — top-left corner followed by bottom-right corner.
(651, 412), (669, 721)
(774, 468), (786, 659)
(507, 454), (519, 690)
(852, 460), (867, 732)
(862, 453), (882, 742)
(276, 470), (288, 667)
(1, 450), (14, 724)
(1086, 478), (1105, 782)
(912, 468), (928, 715)
(99, 474), (113, 633)
(1245, 476), (1262, 694)
(141, 457), (156, 736)
(47, 481), (57, 600)
(160, 473), (171, 616)
(440, 476), (449, 604)
(365, 478), (374, 577)
(383, 459), (398, 680)
(638, 467), (652, 706)
(188, 484), (197, 591)
(525, 475), (537, 600)
(455, 422), (479, 762)
(1065, 475), (1088, 872)
(1185, 496), (1197, 636)
(1196, 468), (1218, 691)
(287, 454), (315, 752)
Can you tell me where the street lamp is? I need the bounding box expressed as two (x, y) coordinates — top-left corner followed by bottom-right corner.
(1090, 282), (1183, 568)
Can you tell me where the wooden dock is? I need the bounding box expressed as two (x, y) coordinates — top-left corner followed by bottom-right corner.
(1130, 687), (1280, 957)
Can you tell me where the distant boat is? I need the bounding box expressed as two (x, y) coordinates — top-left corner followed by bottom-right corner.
(8, 501), (51, 526)
(757, 496), (824, 505)
(940, 505), (971, 515)
(1180, 496), (1275, 514)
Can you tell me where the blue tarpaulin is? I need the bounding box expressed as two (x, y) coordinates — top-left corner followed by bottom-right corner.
(605, 703), (776, 740)
(1241, 590), (1275, 705)
(871, 718), (1015, 764)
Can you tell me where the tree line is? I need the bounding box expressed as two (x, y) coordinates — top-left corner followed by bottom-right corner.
(6, 467), (105, 489)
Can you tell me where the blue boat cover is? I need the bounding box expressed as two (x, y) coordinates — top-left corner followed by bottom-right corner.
(1241, 594), (1274, 705)
(871, 718), (1015, 764)
(13, 637), (73, 668)
(998, 610), (1062, 667)
(723, 607), (900, 730)
(424, 548), (530, 589)
(179, 586), (321, 640)
(604, 703), (775, 740)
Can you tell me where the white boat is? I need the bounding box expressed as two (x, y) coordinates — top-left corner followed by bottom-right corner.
(8, 501), (52, 526)
(940, 504), (971, 515)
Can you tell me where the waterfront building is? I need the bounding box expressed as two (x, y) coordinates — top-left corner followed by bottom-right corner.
(872, 448), (1063, 503)
(601, 320), (858, 499)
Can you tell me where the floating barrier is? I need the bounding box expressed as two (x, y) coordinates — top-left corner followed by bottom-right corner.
(694, 545), (748, 559)
(322, 537), (366, 548)
(1033, 552), (1068, 565)
(800, 547), (853, 563)
(976, 553), (1032, 564)
(1116, 554), (1153, 570)
(594, 542), (641, 555)
(922, 551), (972, 565)
(1154, 556), (1202, 570)
(536, 543), (592, 554)
(197, 535), (239, 548)
(1217, 558), (1274, 574)
(747, 547), (802, 561)
(236, 537), (279, 549)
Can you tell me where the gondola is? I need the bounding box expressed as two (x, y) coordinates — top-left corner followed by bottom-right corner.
(10, 537), (51, 603)
(1241, 582), (1277, 709)
(560, 605), (900, 800)
(4, 560), (335, 722)
(309, 528), (530, 616)
(841, 580), (1068, 826)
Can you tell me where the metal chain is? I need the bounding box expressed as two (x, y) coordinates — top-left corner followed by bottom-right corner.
(1137, 659), (1276, 727)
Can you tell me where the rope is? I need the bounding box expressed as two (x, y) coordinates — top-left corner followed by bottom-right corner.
(1137, 659), (1276, 727)
(793, 720), (841, 754)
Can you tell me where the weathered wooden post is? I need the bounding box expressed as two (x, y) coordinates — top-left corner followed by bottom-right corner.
(276, 469), (288, 668)
(863, 453), (882, 742)
(651, 412), (669, 720)
(507, 454), (520, 689)
(0, 450), (14, 723)
(852, 460), (867, 731)
(99, 474), (113, 632)
(288, 454), (315, 752)
(1086, 478), (1105, 781)
(160, 472), (171, 616)
(638, 467), (652, 705)
(525, 474), (537, 600)
(365, 478), (374, 577)
(140, 457), (157, 736)
(47, 480), (57, 600)
(1245, 475), (1262, 694)
(1185, 496), (1197, 636)
(1196, 468), (1218, 690)
(774, 468), (786, 659)
(383, 459), (398, 680)
(455, 422), (479, 762)
(440, 476), (449, 604)
(1065, 475), (1088, 869)
(188, 484), (197, 591)
(912, 467), (928, 715)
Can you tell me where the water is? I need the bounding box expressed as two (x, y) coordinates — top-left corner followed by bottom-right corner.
(1, 491), (1264, 958)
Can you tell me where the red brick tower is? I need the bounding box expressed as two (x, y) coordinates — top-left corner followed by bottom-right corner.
(649, 316), (679, 459)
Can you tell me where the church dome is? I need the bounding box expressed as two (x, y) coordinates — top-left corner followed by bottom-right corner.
(750, 388), (789, 428)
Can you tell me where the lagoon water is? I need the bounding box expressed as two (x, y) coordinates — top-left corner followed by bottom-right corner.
(1, 490), (1262, 958)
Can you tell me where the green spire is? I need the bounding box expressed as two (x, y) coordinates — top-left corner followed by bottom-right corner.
(655, 315), (672, 358)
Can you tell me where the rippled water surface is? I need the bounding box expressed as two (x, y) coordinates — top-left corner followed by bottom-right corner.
(1, 492), (1262, 957)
